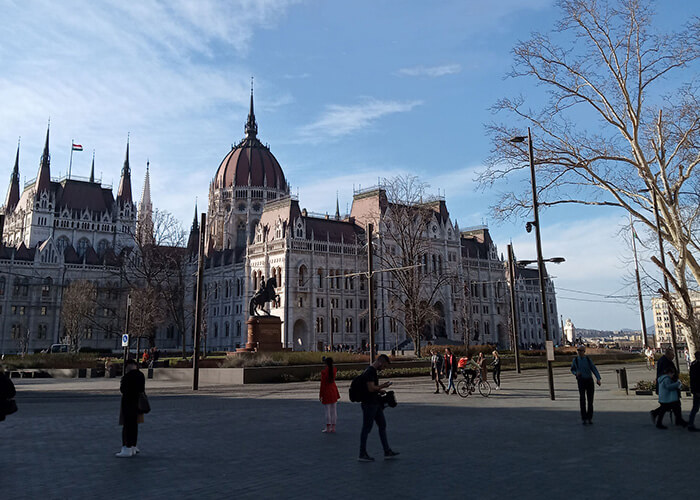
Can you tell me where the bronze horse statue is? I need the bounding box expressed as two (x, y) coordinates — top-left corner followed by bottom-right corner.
(249, 276), (279, 316)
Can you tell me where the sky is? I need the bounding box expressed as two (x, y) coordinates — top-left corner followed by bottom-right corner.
(0, 0), (697, 331)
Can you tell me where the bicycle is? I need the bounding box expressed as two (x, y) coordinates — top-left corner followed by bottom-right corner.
(456, 369), (491, 398)
(645, 356), (655, 371)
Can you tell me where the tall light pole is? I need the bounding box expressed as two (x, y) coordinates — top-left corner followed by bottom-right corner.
(629, 215), (649, 348)
(510, 128), (555, 400)
(367, 223), (376, 363)
(193, 213), (206, 391)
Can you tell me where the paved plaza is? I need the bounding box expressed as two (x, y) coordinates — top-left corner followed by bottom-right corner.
(1, 363), (697, 499)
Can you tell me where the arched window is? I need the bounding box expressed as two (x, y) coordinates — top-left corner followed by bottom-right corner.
(56, 236), (70, 254)
(21, 278), (29, 296)
(42, 277), (52, 297)
(225, 281), (230, 298)
(77, 237), (90, 258)
(213, 323), (218, 338)
(298, 265), (307, 287)
(97, 239), (109, 256)
(316, 316), (324, 333)
(317, 268), (324, 289)
(0, 277), (5, 296)
(225, 322), (230, 337)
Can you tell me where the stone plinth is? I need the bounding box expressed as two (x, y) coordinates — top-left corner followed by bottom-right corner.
(236, 316), (283, 352)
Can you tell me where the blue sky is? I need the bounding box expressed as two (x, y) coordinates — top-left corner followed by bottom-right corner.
(1, 0), (696, 331)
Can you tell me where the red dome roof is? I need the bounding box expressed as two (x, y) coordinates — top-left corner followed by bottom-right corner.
(214, 137), (287, 190)
(213, 89), (287, 191)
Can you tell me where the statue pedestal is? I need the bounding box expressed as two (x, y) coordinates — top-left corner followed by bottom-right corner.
(237, 316), (283, 352)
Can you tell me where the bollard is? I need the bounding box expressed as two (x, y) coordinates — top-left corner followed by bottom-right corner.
(147, 368), (154, 379)
(615, 368), (628, 395)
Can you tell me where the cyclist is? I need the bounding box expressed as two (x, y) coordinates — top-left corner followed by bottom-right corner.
(459, 356), (480, 387)
(645, 346), (655, 368)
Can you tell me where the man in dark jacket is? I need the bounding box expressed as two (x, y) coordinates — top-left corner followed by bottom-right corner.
(430, 350), (446, 394)
(688, 351), (700, 432)
(443, 348), (457, 395)
(117, 359), (146, 458)
(0, 364), (17, 422)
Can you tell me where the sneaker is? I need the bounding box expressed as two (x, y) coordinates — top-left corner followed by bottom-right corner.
(384, 450), (400, 460)
(133, 446), (140, 454)
(115, 446), (134, 458)
(358, 453), (374, 462)
(451, 390), (457, 395)
(433, 390), (440, 394)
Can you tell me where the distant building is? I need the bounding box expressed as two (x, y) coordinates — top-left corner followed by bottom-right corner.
(651, 292), (699, 349)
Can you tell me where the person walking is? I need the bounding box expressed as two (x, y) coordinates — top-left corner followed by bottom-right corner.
(651, 348), (678, 424)
(319, 357), (340, 433)
(116, 359), (145, 458)
(0, 364), (17, 423)
(430, 350), (446, 394)
(688, 351), (700, 432)
(358, 354), (399, 462)
(477, 352), (488, 382)
(655, 365), (688, 429)
(570, 345), (601, 425)
(443, 348), (457, 395)
(490, 350), (502, 390)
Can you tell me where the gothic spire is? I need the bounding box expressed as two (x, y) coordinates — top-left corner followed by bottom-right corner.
(335, 192), (340, 220)
(35, 122), (51, 195)
(191, 200), (199, 231)
(244, 77), (258, 138)
(187, 200), (200, 254)
(89, 150), (95, 183)
(137, 160), (153, 245)
(4, 138), (21, 211)
(116, 136), (133, 207)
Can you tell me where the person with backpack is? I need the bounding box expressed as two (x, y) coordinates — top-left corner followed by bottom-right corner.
(570, 345), (601, 425)
(319, 357), (340, 433)
(353, 354), (399, 462)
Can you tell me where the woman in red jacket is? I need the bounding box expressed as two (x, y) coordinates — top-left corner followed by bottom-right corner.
(319, 357), (340, 433)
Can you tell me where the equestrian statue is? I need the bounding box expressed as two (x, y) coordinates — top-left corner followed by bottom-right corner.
(249, 276), (279, 316)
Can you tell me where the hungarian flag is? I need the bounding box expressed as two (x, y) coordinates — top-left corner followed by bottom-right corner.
(72, 143), (83, 151)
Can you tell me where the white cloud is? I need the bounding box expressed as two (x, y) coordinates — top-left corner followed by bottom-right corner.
(297, 98), (421, 143)
(398, 64), (462, 77)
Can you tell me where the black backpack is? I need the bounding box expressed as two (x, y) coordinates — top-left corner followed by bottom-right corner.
(349, 370), (370, 403)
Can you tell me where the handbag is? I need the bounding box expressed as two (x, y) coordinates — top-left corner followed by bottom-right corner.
(138, 392), (151, 414)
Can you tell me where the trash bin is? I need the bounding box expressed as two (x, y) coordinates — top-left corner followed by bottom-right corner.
(615, 368), (628, 394)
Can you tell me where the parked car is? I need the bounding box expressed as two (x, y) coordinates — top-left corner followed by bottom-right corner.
(48, 344), (70, 353)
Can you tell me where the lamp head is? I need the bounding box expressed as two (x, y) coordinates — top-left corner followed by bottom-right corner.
(509, 136), (527, 143)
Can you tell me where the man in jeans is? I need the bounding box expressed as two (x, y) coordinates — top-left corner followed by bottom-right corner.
(688, 351), (700, 432)
(570, 345), (601, 425)
(359, 354), (399, 462)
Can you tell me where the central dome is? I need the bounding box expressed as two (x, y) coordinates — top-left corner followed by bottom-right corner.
(214, 90), (287, 191)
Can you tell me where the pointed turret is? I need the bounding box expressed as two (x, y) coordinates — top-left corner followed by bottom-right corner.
(89, 151), (95, 183)
(187, 201), (200, 254)
(244, 78), (258, 138)
(35, 124), (51, 195)
(137, 160), (153, 245)
(4, 139), (21, 211)
(335, 193), (340, 220)
(116, 138), (132, 207)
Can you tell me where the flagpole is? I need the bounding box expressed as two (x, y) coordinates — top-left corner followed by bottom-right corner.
(69, 139), (74, 179)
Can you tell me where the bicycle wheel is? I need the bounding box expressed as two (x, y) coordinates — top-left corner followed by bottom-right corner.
(456, 380), (471, 398)
(478, 380), (492, 397)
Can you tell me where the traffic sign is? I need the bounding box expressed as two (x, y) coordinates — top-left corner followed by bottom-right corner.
(122, 334), (129, 347)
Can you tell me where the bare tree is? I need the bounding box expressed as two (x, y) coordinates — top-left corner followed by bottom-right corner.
(478, 0), (700, 350)
(122, 208), (192, 354)
(61, 280), (96, 352)
(14, 324), (30, 356)
(376, 175), (457, 355)
(129, 285), (164, 350)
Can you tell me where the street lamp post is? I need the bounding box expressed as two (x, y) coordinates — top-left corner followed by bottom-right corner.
(511, 127), (556, 400)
